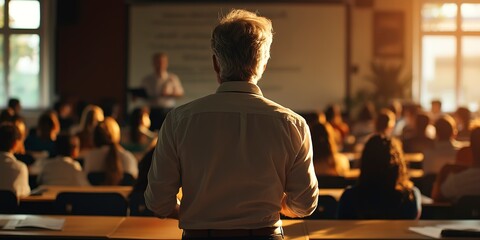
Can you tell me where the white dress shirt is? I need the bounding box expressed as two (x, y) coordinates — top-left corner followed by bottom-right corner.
(0, 152), (30, 197)
(145, 81), (319, 229)
(142, 72), (183, 108)
(83, 146), (139, 178)
(38, 156), (90, 186)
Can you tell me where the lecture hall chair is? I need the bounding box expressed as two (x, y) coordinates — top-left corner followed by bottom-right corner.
(54, 192), (128, 216)
(0, 190), (18, 214)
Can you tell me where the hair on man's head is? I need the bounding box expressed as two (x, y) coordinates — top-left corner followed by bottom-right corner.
(211, 9), (273, 82)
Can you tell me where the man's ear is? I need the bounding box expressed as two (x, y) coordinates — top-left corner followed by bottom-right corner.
(212, 55), (220, 74)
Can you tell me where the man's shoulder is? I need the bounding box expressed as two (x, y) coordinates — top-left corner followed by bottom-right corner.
(170, 94), (307, 126)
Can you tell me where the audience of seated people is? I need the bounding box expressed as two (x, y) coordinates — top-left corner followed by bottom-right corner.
(2, 96), (480, 218)
(83, 117), (138, 185)
(310, 121), (350, 177)
(121, 107), (157, 157)
(337, 135), (422, 219)
(37, 134), (90, 186)
(0, 123), (30, 197)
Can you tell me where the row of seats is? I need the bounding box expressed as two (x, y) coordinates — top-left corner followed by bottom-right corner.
(2, 190), (479, 219)
(0, 190), (152, 217)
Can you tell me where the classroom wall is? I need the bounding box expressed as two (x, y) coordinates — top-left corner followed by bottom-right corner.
(55, 0), (414, 117)
(350, 0), (414, 115)
(56, 0), (127, 117)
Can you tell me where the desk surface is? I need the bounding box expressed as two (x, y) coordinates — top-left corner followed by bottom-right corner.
(20, 185), (133, 202)
(306, 220), (480, 239)
(1, 215), (479, 240)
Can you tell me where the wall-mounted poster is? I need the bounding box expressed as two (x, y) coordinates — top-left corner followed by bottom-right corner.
(373, 11), (404, 58)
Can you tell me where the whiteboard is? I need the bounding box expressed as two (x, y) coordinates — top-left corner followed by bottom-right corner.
(129, 3), (345, 112)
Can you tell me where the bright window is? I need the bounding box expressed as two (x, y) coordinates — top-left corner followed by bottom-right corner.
(419, 1), (480, 112)
(0, 0), (48, 109)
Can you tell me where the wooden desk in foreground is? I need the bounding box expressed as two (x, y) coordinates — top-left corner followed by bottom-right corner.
(1, 215), (479, 240)
(0, 215), (124, 239)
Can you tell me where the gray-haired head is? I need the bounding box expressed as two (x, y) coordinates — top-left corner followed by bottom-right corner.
(211, 9), (273, 83)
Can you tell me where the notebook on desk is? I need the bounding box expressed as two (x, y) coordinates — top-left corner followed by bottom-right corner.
(2, 216), (64, 231)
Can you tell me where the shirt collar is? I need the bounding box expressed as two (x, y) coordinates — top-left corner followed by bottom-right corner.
(216, 81), (263, 96)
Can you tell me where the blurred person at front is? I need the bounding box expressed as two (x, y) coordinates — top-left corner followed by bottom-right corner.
(142, 52), (184, 130)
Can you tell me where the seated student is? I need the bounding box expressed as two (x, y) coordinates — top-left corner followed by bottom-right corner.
(351, 102), (376, 140)
(84, 117), (138, 185)
(354, 109), (396, 153)
(0, 111), (34, 166)
(423, 115), (461, 175)
(24, 110), (60, 158)
(402, 113), (435, 153)
(74, 104), (105, 155)
(53, 99), (75, 134)
(433, 127), (480, 202)
(37, 135), (89, 186)
(0, 123), (30, 197)
(310, 122), (350, 176)
(337, 135), (421, 219)
(454, 107), (471, 142)
(324, 104), (350, 149)
(7, 98), (22, 116)
(121, 107), (157, 155)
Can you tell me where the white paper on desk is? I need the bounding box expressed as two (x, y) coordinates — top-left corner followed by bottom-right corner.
(3, 216), (65, 231)
(409, 224), (480, 239)
(409, 227), (442, 239)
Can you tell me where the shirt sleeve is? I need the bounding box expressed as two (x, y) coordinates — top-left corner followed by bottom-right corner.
(144, 110), (181, 217)
(15, 162), (30, 197)
(283, 121), (319, 217)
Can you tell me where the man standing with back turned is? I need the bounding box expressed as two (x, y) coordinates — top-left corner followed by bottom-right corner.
(145, 9), (319, 240)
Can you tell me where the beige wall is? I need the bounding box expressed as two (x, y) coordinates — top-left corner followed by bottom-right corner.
(350, 0), (414, 114)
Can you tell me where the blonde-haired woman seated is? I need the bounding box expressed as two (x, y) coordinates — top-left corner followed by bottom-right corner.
(83, 117), (138, 185)
(74, 105), (104, 155)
